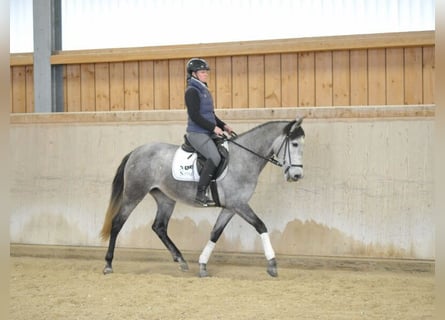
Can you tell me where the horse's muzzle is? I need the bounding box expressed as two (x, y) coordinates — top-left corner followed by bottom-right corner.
(285, 165), (304, 182)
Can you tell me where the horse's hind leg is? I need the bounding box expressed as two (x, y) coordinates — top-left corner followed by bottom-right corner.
(150, 189), (188, 272)
(198, 208), (235, 277)
(104, 200), (141, 274)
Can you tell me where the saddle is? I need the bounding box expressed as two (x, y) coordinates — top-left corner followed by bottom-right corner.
(171, 135), (229, 207)
(181, 134), (229, 179)
(171, 135), (229, 183)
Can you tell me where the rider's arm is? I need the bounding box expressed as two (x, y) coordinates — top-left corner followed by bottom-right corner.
(215, 116), (226, 130)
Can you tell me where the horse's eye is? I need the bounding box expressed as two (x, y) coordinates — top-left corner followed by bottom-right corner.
(292, 142), (299, 147)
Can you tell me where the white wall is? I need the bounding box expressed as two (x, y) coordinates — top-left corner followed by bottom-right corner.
(10, 0), (435, 52)
(9, 107), (434, 260)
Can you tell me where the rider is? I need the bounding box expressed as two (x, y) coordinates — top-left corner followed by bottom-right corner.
(185, 58), (233, 206)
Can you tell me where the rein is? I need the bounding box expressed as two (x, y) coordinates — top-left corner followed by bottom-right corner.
(228, 138), (282, 167)
(226, 129), (303, 170)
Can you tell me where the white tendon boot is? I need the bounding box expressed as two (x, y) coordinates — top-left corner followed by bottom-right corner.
(261, 232), (278, 277)
(198, 240), (215, 277)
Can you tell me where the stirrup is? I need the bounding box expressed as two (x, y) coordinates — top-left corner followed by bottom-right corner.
(195, 196), (216, 207)
(195, 189), (216, 207)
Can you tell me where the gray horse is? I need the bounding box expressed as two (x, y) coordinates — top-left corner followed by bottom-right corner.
(100, 117), (305, 277)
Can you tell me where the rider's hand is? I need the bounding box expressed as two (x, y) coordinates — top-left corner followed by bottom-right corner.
(213, 126), (224, 136)
(223, 125), (233, 135)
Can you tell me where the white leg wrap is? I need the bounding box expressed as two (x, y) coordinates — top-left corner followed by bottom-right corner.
(199, 240), (216, 264)
(261, 233), (275, 260)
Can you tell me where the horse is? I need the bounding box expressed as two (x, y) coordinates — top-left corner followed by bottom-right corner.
(100, 117), (305, 277)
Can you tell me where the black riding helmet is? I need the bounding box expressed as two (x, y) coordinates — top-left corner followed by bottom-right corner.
(186, 58), (210, 78)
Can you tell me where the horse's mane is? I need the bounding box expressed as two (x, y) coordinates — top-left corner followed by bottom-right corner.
(233, 120), (304, 141)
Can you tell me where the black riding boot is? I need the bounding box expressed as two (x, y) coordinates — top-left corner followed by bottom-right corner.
(195, 160), (217, 206)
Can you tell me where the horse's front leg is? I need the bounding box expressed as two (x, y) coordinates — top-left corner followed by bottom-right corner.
(233, 203), (278, 277)
(150, 189), (188, 272)
(198, 208), (235, 277)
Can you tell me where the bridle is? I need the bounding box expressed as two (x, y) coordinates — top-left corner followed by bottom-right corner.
(227, 127), (304, 173)
(273, 133), (304, 174)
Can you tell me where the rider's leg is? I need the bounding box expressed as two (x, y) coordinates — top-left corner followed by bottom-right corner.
(195, 159), (216, 206)
(186, 132), (221, 206)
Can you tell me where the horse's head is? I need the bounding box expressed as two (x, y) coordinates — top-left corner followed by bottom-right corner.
(273, 117), (305, 182)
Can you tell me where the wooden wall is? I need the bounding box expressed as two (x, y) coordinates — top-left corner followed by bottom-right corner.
(10, 31), (435, 113)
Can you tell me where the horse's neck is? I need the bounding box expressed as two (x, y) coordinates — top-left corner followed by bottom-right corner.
(238, 121), (286, 156)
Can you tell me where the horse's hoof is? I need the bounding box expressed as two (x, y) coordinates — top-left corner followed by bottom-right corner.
(179, 261), (189, 272)
(199, 263), (210, 277)
(267, 258), (278, 277)
(103, 266), (113, 275)
(177, 258), (189, 272)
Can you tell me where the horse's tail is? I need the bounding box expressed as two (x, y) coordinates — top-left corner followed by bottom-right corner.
(100, 152), (132, 241)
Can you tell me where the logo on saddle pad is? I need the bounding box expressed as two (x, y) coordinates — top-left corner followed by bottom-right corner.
(172, 149), (200, 181)
(171, 141), (229, 182)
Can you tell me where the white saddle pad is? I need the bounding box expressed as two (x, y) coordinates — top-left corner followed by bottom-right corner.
(172, 148), (200, 182)
(172, 142), (229, 182)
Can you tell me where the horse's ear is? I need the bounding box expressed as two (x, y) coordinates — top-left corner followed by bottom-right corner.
(295, 115), (306, 127)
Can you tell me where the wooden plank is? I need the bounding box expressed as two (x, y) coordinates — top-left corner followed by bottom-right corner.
(64, 64), (82, 112)
(124, 61), (139, 110)
(368, 49), (386, 105)
(248, 55), (265, 108)
(386, 48), (404, 105)
(80, 64), (96, 111)
(63, 66), (68, 112)
(10, 69), (12, 112)
(315, 51), (333, 107)
(422, 46), (435, 104)
(281, 53), (299, 107)
(265, 54), (281, 108)
(350, 49), (368, 106)
(139, 61), (154, 110)
(232, 56), (249, 108)
(10, 53), (33, 66)
(47, 31), (434, 65)
(404, 47), (423, 104)
(109, 62), (124, 111)
(95, 63), (110, 111)
(153, 60), (169, 110)
(205, 57), (217, 99)
(298, 52), (315, 107)
(65, 64), (81, 112)
(11, 66), (26, 113)
(215, 56), (232, 109)
(25, 66), (34, 112)
(11, 106), (434, 125)
(333, 50), (350, 106)
(168, 59), (186, 110)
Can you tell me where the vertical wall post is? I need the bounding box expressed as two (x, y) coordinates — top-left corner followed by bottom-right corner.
(33, 0), (63, 112)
